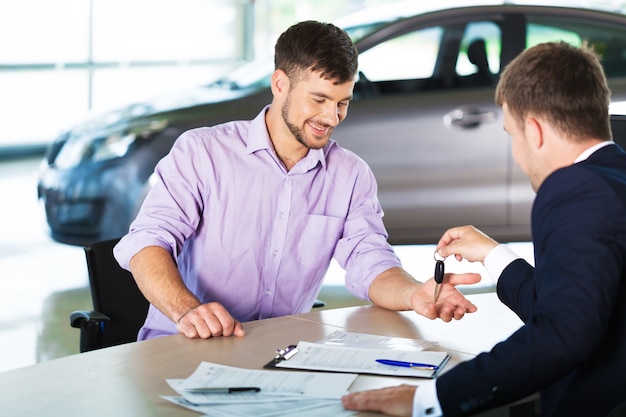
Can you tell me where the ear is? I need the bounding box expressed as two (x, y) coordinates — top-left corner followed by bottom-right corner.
(525, 116), (544, 151)
(270, 69), (289, 97)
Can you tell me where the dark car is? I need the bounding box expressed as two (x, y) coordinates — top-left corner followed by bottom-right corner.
(38, 3), (626, 246)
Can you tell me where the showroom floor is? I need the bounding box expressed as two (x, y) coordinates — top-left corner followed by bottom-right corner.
(0, 155), (89, 372)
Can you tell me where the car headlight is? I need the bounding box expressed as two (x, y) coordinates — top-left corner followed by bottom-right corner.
(53, 119), (167, 169)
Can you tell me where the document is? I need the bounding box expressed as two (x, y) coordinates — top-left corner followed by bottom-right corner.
(173, 362), (357, 402)
(316, 330), (438, 351)
(163, 362), (359, 416)
(273, 341), (449, 378)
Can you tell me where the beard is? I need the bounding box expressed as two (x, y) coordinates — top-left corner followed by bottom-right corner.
(281, 95), (331, 150)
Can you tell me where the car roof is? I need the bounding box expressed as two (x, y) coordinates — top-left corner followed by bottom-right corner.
(334, 0), (625, 29)
(221, 1), (626, 91)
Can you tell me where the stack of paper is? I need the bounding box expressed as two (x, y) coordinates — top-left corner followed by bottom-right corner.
(162, 331), (444, 415)
(162, 362), (359, 417)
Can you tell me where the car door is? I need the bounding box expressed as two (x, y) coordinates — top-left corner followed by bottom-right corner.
(337, 17), (512, 244)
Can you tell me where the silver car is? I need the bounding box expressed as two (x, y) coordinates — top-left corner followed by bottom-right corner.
(37, 3), (626, 246)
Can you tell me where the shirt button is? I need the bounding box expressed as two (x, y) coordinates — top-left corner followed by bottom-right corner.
(273, 250), (279, 256)
(266, 290), (272, 296)
(279, 212), (285, 219)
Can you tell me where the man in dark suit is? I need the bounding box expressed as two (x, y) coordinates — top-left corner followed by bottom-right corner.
(342, 41), (626, 416)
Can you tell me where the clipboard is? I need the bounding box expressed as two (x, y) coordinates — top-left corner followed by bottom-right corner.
(264, 341), (449, 379)
(265, 344), (300, 366)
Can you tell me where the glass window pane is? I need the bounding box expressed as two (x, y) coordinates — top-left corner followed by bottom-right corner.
(456, 22), (501, 76)
(0, 0), (89, 63)
(526, 22), (582, 48)
(92, 0), (238, 61)
(0, 71), (89, 146)
(527, 15), (626, 79)
(358, 27), (443, 81)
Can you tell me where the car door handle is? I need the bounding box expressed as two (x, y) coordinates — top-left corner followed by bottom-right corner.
(443, 106), (497, 129)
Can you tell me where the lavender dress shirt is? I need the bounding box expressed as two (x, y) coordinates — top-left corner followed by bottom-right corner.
(114, 106), (401, 339)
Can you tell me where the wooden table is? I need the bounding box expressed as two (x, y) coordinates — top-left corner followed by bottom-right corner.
(0, 293), (525, 417)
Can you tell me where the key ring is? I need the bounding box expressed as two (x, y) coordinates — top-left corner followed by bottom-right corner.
(434, 249), (445, 262)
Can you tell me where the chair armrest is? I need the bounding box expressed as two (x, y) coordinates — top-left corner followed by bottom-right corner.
(70, 310), (110, 328)
(70, 310), (111, 352)
(312, 299), (326, 308)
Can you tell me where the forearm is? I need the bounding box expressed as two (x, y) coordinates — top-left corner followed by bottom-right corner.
(368, 267), (422, 311)
(129, 246), (201, 323)
(368, 266), (480, 322)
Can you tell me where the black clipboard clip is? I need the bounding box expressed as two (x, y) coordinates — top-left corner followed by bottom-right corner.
(275, 344), (299, 362)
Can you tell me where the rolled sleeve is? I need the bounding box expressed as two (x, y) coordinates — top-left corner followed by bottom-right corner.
(113, 232), (175, 271)
(342, 247), (401, 299)
(332, 159), (402, 300)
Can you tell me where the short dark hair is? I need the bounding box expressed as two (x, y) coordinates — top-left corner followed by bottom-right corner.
(274, 20), (358, 84)
(495, 41), (612, 142)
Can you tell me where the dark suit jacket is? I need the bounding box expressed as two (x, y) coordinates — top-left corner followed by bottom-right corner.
(437, 144), (626, 417)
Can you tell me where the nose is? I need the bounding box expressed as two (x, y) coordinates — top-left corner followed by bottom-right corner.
(321, 102), (343, 126)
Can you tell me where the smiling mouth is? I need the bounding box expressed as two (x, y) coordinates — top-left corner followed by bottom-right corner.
(308, 120), (330, 136)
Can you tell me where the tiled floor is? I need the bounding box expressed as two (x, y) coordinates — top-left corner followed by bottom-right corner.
(0, 155), (533, 375)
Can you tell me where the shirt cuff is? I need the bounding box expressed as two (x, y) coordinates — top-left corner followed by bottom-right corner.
(413, 380), (442, 417)
(483, 244), (520, 284)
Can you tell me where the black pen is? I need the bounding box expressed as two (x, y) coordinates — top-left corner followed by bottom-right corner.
(183, 387), (261, 393)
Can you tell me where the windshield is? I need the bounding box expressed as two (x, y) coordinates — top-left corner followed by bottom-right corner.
(214, 20), (395, 90)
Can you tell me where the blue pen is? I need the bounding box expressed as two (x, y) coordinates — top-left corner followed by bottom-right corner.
(376, 359), (439, 370)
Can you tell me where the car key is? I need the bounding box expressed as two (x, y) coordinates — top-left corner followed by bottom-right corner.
(433, 251), (445, 302)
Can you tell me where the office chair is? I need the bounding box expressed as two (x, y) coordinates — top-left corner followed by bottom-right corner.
(70, 238), (149, 352)
(70, 238), (326, 352)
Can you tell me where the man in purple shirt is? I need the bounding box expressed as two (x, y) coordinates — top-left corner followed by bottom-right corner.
(114, 20), (479, 341)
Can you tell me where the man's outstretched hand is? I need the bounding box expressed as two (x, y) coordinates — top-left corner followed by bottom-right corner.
(411, 272), (480, 321)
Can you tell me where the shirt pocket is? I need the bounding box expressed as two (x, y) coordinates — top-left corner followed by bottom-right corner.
(296, 213), (344, 267)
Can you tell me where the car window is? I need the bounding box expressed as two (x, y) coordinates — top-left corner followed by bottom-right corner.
(455, 22), (501, 77)
(356, 20), (503, 95)
(358, 27), (443, 81)
(526, 15), (626, 78)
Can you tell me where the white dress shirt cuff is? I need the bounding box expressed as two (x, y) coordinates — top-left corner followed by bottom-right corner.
(413, 380), (442, 417)
(483, 244), (520, 284)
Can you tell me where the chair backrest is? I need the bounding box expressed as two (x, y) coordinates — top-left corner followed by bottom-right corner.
(85, 238), (150, 348)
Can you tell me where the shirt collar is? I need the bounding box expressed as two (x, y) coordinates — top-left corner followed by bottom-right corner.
(246, 105), (273, 154)
(574, 141), (613, 163)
